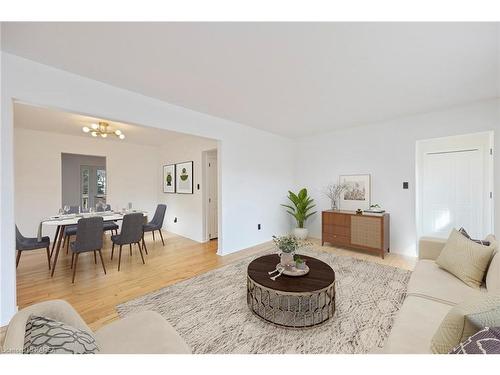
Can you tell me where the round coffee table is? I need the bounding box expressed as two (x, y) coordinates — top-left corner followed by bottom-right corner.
(247, 254), (335, 328)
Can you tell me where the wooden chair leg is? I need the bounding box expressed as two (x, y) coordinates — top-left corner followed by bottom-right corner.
(152, 230), (155, 242)
(50, 225), (60, 258)
(118, 245), (123, 271)
(159, 230), (165, 246)
(46, 246), (51, 270)
(129, 243), (132, 256)
(142, 234), (148, 255)
(98, 250), (106, 274)
(66, 236), (70, 254)
(71, 252), (75, 269)
(111, 243), (115, 260)
(72, 253), (79, 283)
(94, 250), (97, 264)
(137, 242), (145, 264)
(16, 251), (21, 268)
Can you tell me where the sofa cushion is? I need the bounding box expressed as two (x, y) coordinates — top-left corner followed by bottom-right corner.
(381, 295), (452, 354)
(449, 327), (500, 354)
(95, 311), (191, 354)
(436, 229), (496, 289)
(431, 294), (500, 354)
(24, 315), (99, 354)
(486, 251), (500, 293)
(407, 260), (485, 305)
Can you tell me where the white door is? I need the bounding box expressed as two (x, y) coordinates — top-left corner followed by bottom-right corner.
(417, 132), (493, 239)
(207, 153), (218, 239)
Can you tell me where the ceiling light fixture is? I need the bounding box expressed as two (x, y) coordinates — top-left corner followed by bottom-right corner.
(82, 122), (125, 140)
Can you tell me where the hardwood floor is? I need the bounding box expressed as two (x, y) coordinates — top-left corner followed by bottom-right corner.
(15, 232), (416, 331)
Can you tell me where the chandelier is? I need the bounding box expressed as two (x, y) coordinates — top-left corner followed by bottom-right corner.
(82, 122), (125, 139)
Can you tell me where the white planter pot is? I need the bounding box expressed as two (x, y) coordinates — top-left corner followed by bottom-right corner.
(280, 252), (295, 267)
(293, 227), (308, 240)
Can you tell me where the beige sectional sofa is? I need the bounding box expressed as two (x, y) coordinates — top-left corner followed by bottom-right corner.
(1, 300), (191, 354)
(382, 236), (500, 354)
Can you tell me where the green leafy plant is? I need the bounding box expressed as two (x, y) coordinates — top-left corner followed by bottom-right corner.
(281, 188), (317, 228)
(272, 235), (311, 253)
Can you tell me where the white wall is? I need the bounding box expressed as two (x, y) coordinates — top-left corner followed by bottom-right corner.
(157, 136), (217, 242)
(295, 99), (500, 256)
(1, 53), (294, 325)
(14, 128), (159, 239)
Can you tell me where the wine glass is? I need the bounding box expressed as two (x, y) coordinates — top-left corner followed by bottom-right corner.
(63, 205), (70, 214)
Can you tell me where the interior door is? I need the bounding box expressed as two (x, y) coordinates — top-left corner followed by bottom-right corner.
(418, 132), (493, 240)
(207, 153), (218, 239)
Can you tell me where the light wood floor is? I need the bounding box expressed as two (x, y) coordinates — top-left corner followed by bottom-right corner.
(15, 232), (416, 330)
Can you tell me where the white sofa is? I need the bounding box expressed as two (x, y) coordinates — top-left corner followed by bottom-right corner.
(381, 236), (500, 354)
(1, 300), (191, 354)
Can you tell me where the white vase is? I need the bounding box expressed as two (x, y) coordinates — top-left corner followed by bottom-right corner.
(293, 227), (308, 240)
(280, 252), (295, 267)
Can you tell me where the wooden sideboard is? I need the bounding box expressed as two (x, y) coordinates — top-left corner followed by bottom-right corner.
(322, 210), (390, 258)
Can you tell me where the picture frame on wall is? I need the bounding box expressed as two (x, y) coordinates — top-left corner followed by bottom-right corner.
(339, 174), (371, 211)
(163, 164), (176, 193)
(176, 161), (194, 194)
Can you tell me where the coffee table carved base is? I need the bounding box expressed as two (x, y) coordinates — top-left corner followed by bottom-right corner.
(247, 276), (335, 328)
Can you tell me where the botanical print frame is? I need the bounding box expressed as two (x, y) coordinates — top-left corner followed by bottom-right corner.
(176, 161), (194, 194)
(163, 164), (176, 193)
(339, 174), (371, 211)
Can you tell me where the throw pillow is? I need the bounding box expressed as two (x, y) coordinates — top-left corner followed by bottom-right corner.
(458, 227), (491, 246)
(24, 315), (99, 354)
(436, 229), (496, 288)
(449, 327), (500, 354)
(431, 294), (500, 354)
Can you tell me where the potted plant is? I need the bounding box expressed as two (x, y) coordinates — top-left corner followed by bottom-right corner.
(272, 235), (310, 267)
(281, 188), (317, 239)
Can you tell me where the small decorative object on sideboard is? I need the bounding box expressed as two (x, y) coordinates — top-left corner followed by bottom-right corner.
(364, 204), (385, 214)
(322, 182), (349, 210)
(356, 209), (363, 215)
(281, 188), (317, 239)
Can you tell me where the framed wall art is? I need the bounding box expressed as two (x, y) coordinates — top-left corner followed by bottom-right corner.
(163, 164), (176, 193)
(176, 161), (194, 194)
(339, 174), (371, 211)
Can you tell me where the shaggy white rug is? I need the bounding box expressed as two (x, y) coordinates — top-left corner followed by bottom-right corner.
(116, 248), (411, 354)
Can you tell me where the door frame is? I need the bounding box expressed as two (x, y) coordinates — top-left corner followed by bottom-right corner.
(202, 148), (219, 242)
(415, 131), (494, 241)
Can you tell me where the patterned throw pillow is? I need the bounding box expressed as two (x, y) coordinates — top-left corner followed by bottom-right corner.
(24, 315), (99, 354)
(449, 327), (500, 354)
(431, 294), (500, 354)
(436, 229), (496, 289)
(458, 227), (491, 246)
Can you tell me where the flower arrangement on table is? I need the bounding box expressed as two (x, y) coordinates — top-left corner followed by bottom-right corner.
(272, 235), (312, 268)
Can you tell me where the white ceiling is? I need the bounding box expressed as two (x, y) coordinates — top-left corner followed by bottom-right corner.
(13, 102), (210, 147)
(3, 22), (499, 138)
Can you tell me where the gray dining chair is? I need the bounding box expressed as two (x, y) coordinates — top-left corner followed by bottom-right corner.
(96, 204), (119, 235)
(143, 204), (166, 246)
(111, 213), (145, 271)
(69, 216), (106, 283)
(62, 205), (80, 254)
(15, 225), (51, 270)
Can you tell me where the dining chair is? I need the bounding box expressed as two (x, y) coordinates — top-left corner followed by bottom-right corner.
(96, 204), (119, 235)
(143, 204), (166, 246)
(62, 205), (80, 254)
(15, 225), (51, 270)
(111, 213), (145, 271)
(69, 217), (106, 283)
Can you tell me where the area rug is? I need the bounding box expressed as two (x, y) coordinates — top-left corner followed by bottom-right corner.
(116, 247), (411, 354)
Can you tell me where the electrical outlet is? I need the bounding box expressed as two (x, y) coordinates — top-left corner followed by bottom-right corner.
(403, 182), (409, 189)
(258, 224), (261, 230)
(174, 217), (178, 223)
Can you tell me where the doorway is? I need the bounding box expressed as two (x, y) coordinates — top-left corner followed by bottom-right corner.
(203, 149), (218, 241)
(416, 131), (494, 239)
(61, 153), (107, 210)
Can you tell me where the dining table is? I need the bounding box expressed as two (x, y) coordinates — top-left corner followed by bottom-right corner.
(41, 211), (148, 277)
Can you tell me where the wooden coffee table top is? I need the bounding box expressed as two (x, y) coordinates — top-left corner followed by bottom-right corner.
(247, 254), (335, 293)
